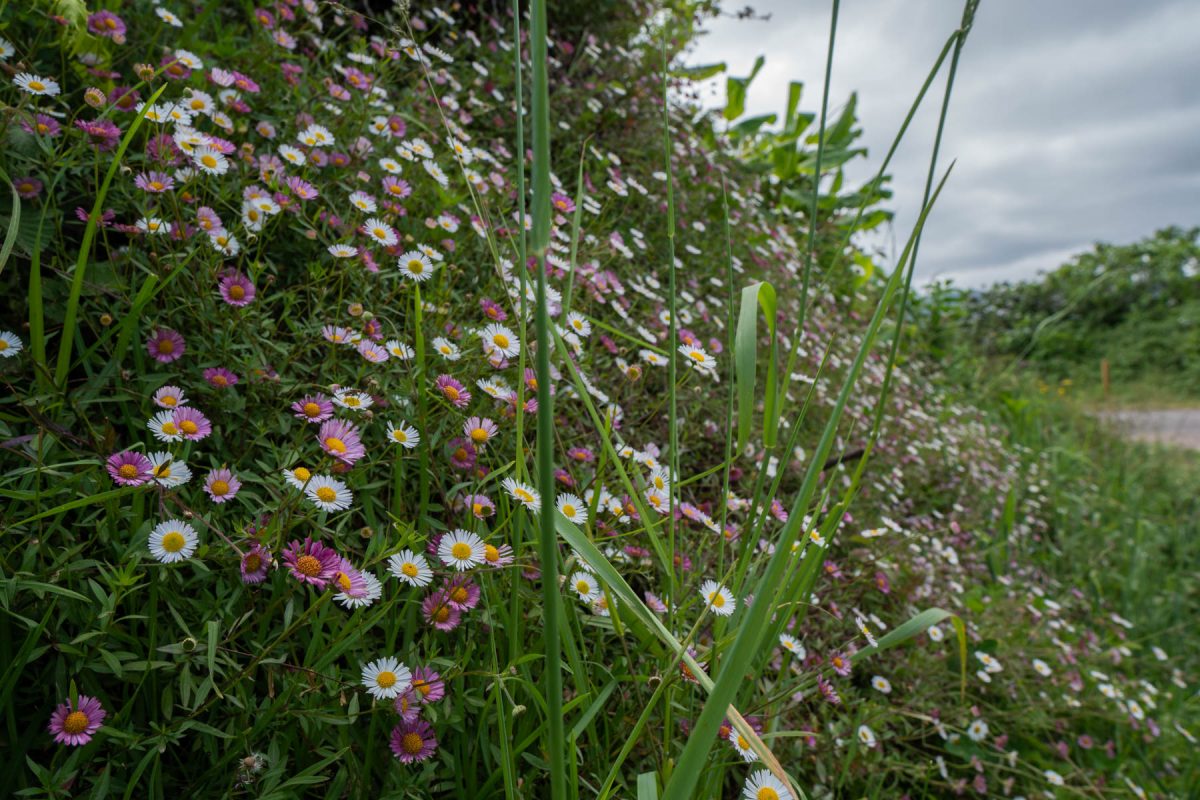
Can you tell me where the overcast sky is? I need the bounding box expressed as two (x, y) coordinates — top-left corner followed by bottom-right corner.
(689, 0), (1200, 287)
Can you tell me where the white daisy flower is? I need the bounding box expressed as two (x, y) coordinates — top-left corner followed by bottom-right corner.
(333, 389), (373, 411)
(699, 579), (735, 617)
(502, 478), (541, 513)
(852, 725), (876, 749)
(871, 675), (893, 694)
(348, 191), (377, 213)
(398, 250), (435, 282)
(337, 571), (382, 609)
(192, 146), (229, 175)
(386, 421), (420, 449)
(298, 124), (334, 147)
(967, 719), (989, 742)
(148, 451), (191, 488)
(328, 244), (357, 258)
(422, 160), (449, 187)
(385, 340), (414, 360)
(305, 475), (352, 512)
(1032, 657), (1052, 677)
(432, 337), (461, 361)
(147, 410), (183, 442)
(282, 466), (314, 490)
(742, 769), (793, 800)
(156, 7), (183, 26)
(729, 730), (758, 762)
(149, 519), (199, 563)
(360, 657), (411, 700)
(855, 615), (879, 648)
(14, 73), (60, 96)
(279, 144), (307, 166)
(480, 323), (519, 358)
(565, 312), (591, 337)
(379, 157), (403, 174)
(568, 571), (600, 602)
(388, 549), (433, 587)
(438, 529), (486, 571)
(0, 331), (25, 358)
(362, 217), (397, 247)
(137, 217), (172, 236)
(779, 633), (805, 659)
(556, 493), (587, 525)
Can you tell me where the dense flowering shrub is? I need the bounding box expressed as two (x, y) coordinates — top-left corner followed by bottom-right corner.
(0, 1), (1189, 797)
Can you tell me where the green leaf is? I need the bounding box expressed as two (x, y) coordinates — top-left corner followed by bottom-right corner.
(735, 281), (779, 450)
(636, 772), (659, 800)
(723, 55), (765, 121)
(673, 62), (726, 81)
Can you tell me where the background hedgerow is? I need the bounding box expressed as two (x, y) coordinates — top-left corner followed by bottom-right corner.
(0, 1), (1193, 798)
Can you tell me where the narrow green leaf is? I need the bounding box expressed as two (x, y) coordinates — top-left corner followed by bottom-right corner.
(735, 281), (779, 450)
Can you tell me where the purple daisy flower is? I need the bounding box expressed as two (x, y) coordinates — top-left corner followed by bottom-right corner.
(461, 493), (495, 520)
(204, 467), (241, 503)
(317, 419), (365, 465)
(381, 176), (411, 200)
(21, 114), (61, 137)
(87, 10), (127, 40)
(442, 575), (481, 611)
(480, 297), (507, 321)
(135, 171), (174, 194)
(147, 328), (186, 363)
(435, 374), (470, 408)
(107, 86), (140, 112)
(203, 367), (239, 389)
(421, 590), (463, 632)
(830, 651), (852, 677)
(409, 667), (445, 704)
(218, 271), (256, 307)
(285, 176), (319, 200)
(106, 450), (154, 486)
(48, 693), (106, 746)
(291, 393), (334, 423)
(173, 407), (212, 441)
(240, 543), (271, 584)
(389, 719), (437, 763)
(393, 689), (422, 723)
(282, 538), (340, 588)
(75, 119), (121, 151)
(446, 437), (476, 471)
(817, 675), (841, 705)
(14, 176), (43, 199)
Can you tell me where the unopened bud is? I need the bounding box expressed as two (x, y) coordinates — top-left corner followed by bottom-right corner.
(84, 87), (105, 108)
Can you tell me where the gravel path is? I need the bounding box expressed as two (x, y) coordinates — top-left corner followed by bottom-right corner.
(1098, 409), (1200, 449)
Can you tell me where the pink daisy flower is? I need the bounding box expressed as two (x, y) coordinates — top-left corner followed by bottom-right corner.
(318, 419), (365, 465)
(409, 667), (445, 704)
(204, 467), (241, 503)
(830, 651), (852, 677)
(87, 10), (126, 40)
(13, 176), (43, 199)
(461, 493), (495, 520)
(172, 407), (212, 441)
(106, 451), (154, 486)
(135, 171), (175, 193)
(152, 385), (187, 408)
(146, 328), (186, 363)
(218, 272), (256, 307)
(48, 694), (106, 746)
(381, 176), (411, 200)
(421, 590), (463, 632)
(482, 541), (513, 569)
(442, 575), (481, 611)
(203, 367), (239, 389)
(21, 114), (61, 137)
(435, 375), (470, 408)
(393, 689), (422, 723)
(282, 538), (341, 588)
(240, 543), (271, 584)
(389, 719), (437, 763)
(292, 393), (334, 423)
(446, 437), (476, 471)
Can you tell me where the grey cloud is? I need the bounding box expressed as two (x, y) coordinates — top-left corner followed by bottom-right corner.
(691, 0), (1200, 287)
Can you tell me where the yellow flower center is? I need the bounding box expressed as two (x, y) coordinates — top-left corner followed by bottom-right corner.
(373, 227), (388, 239)
(493, 334), (509, 349)
(450, 542), (472, 560)
(316, 486), (337, 502)
(401, 732), (424, 754)
(243, 553), (262, 572)
(469, 428), (488, 443)
(414, 679), (432, 697)
(434, 606), (450, 623)
(150, 181), (165, 191)
(201, 154), (217, 168)
(161, 421), (179, 435)
(515, 489), (533, 503)
(407, 259), (424, 273)
(161, 531), (185, 552)
(155, 465), (172, 479)
(324, 437), (347, 454)
(562, 504), (576, 518)
(229, 285), (245, 300)
(710, 592), (726, 608)
(296, 554), (321, 576)
(343, 396), (360, 407)
(190, 99), (204, 110)
(29, 80), (45, 92)
(484, 545), (499, 562)
(335, 572), (352, 591)
(392, 430), (408, 443)
(757, 789), (779, 800)
(157, 339), (175, 354)
(180, 420), (199, 435)
(118, 464), (138, 479)
(63, 710), (90, 734)
(210, 480), (230, 496)
(293, 467), (311, 482)
(453, 447), (469, 461)
(443, 386), (459, 401)
(376, 670), (397, 688)
(575, 580), (590, 593)
(401, 562), (419, 578)
(104, 18), (117, 29)
(303, 402), (321, 417)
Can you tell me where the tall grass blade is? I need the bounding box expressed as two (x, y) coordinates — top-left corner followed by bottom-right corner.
(735, 281), (779, 450)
